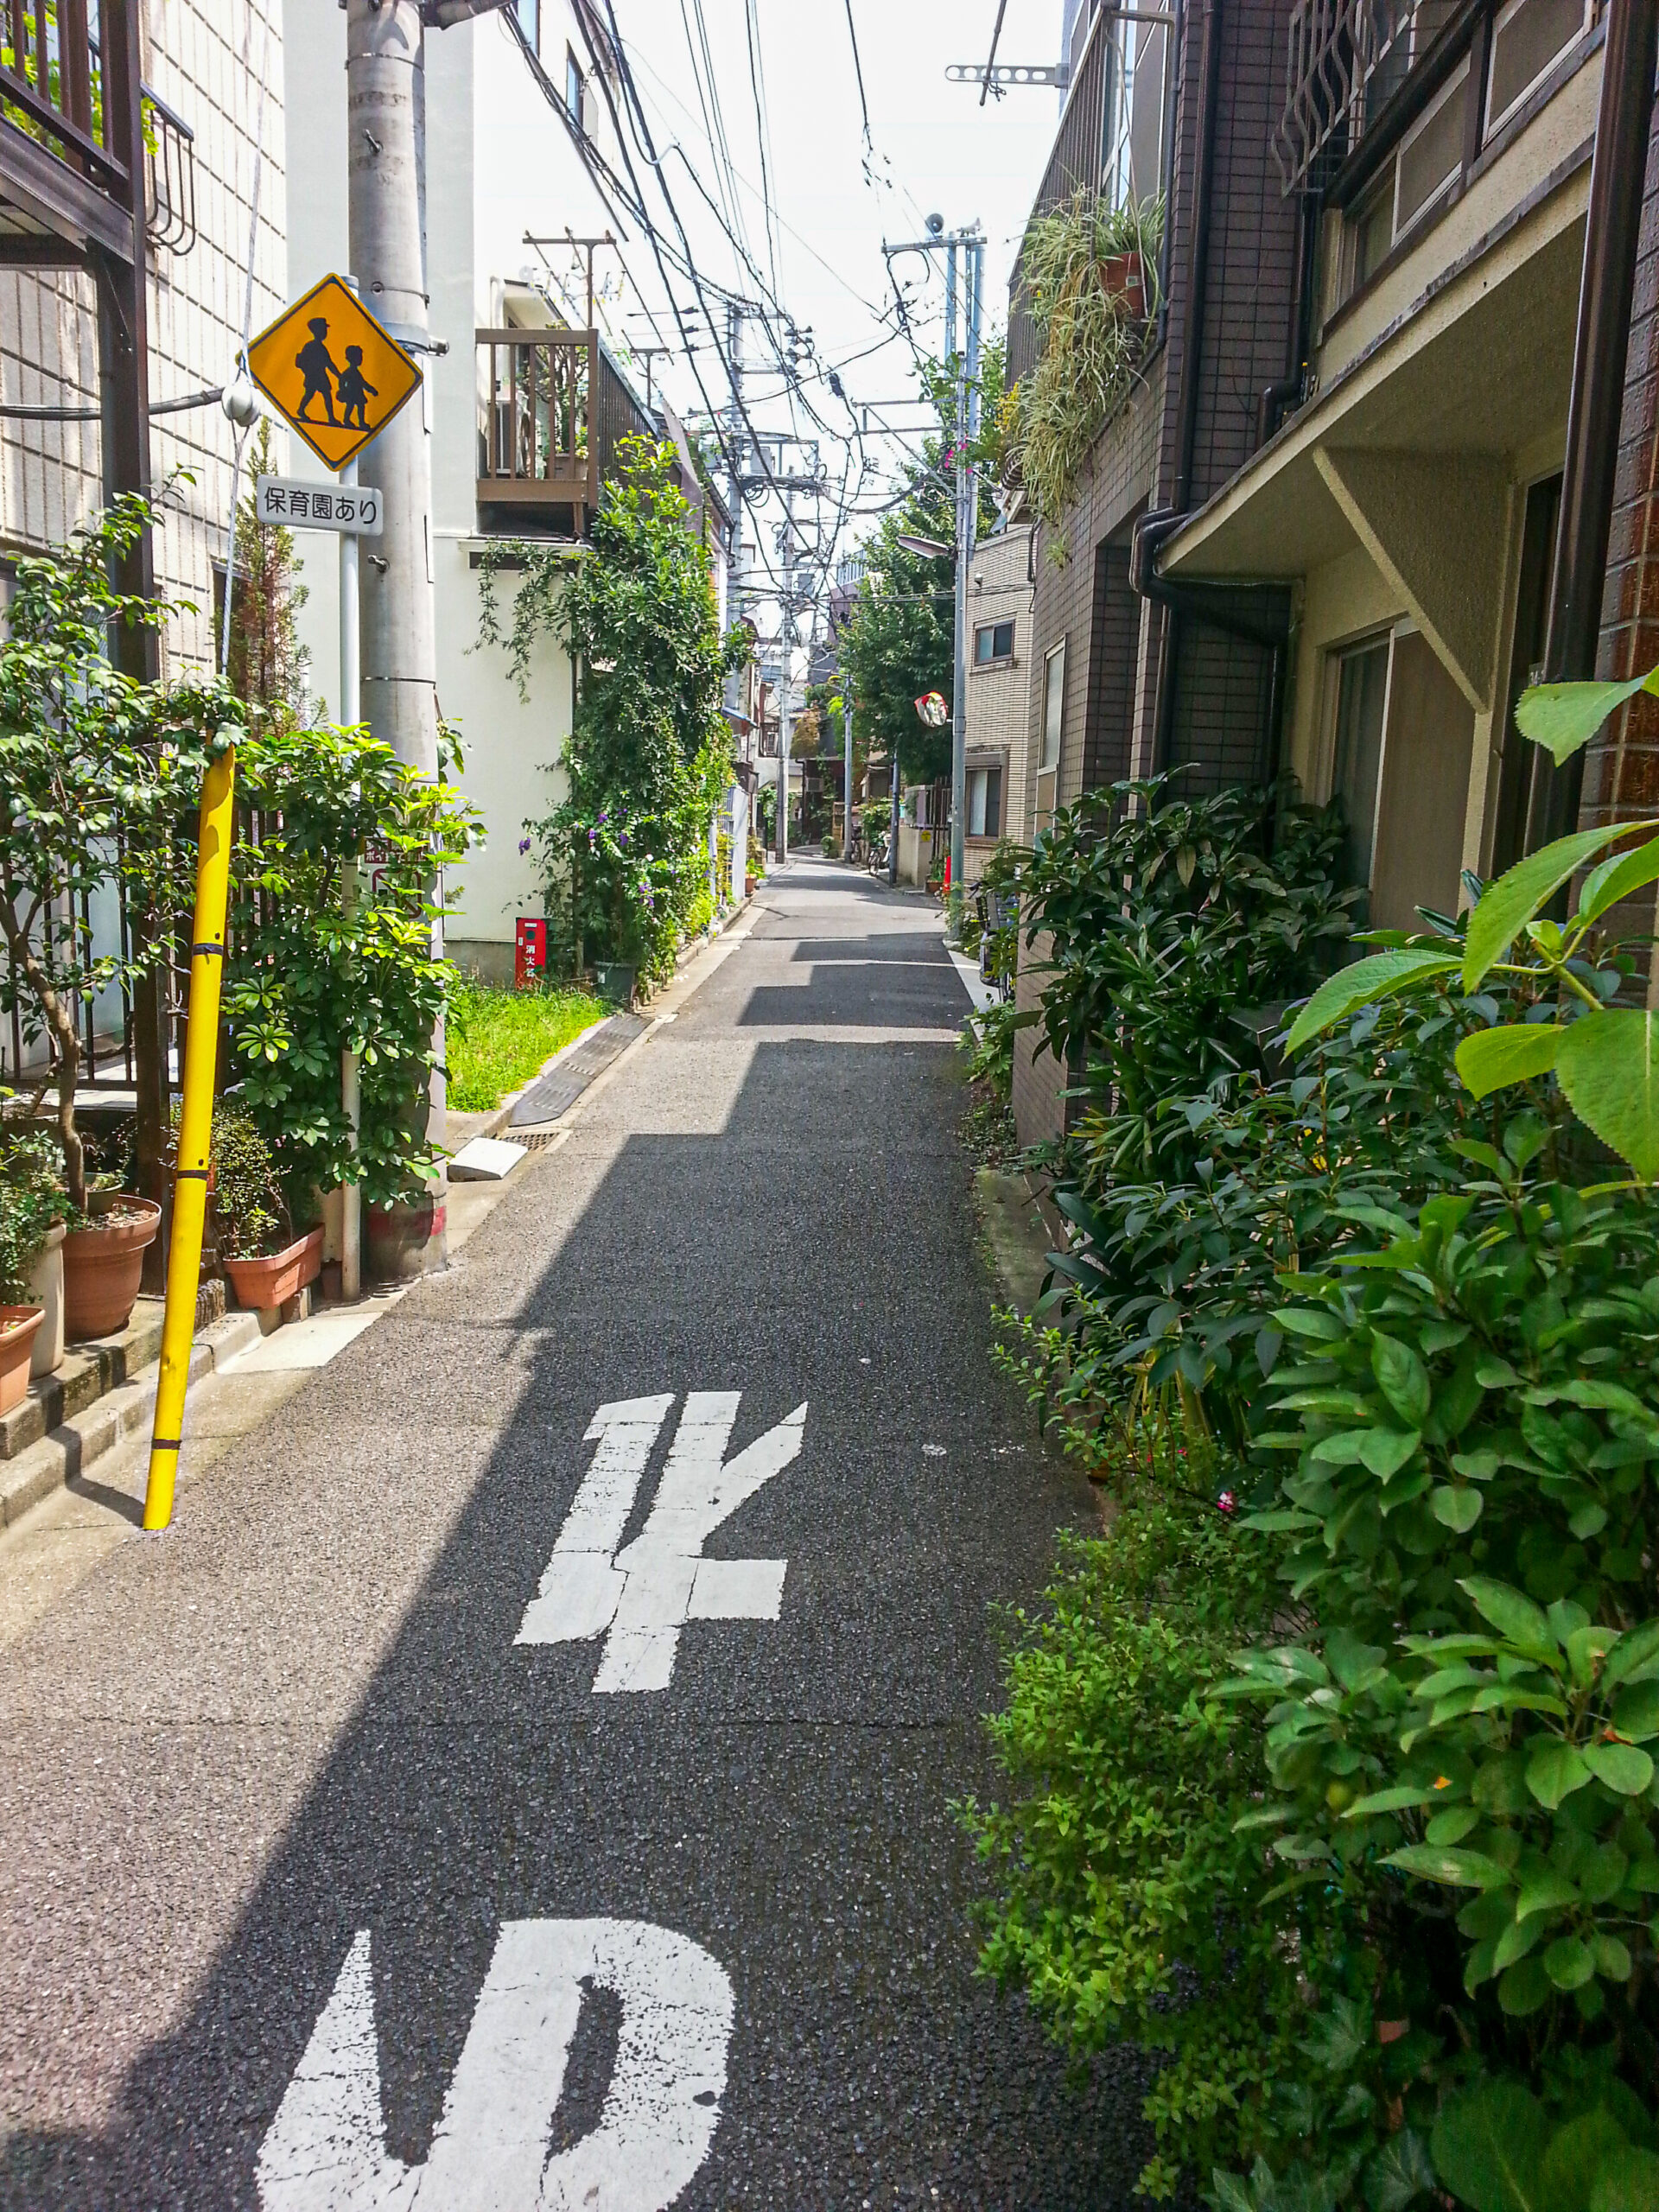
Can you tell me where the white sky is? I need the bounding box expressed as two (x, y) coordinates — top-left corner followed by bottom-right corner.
(601, 0), (1065, 628)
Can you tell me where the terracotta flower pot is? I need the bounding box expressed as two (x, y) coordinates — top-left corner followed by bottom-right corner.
(61, 1194), (162, 1343)
(24, 1219), (67, 1378)
(1098, 250), (1147, 321)
(223, 1226), (324, 1314)
(0, 1306), (44, 1416)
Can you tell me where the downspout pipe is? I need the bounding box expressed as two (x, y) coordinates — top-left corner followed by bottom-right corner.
(1540, 0), (1658, 835)
(1258, 189), (1317, 448)
(1137, 0), (1223, 772)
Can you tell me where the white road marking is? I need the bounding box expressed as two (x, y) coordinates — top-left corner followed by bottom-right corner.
(257, 1917), (733, 2211)
(516, 1394), (806, 1692)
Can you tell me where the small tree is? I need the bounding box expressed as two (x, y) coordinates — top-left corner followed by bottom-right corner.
(226, 417), (309, 721)
(0, 495), (220, 1211)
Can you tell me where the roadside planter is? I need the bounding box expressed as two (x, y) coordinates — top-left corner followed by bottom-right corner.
(367, 1192), (446, 1283)
(223, 1225), (323, 1315)
(24, 1218), (67, 1377)
(0, 1305), (44, 1414)
(61, 1192), (162, 1342)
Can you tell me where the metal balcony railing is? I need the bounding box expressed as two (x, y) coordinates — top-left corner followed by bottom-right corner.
(1274, 0), (1459, 192)
(143, 81), (195, 255)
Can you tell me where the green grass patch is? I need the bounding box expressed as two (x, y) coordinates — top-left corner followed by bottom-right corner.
(446, 978), (609, 1113)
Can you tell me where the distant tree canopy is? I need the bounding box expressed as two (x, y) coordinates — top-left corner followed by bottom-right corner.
(837, 337), (1005, 788)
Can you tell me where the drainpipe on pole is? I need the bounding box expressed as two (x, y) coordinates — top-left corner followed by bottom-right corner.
(1535, 0), (1659, 842)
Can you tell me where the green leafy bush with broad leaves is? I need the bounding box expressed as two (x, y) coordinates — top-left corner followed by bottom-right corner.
(969, 1488), (1319, 2198)
(979, 668), (1659, 2209)
(225, 718), (480, 1208)
(1018, 774), (1358, 1178)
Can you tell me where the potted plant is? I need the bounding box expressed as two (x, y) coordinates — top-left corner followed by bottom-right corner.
(210, 1102), (322, 1314)
(0, 496), (216, 1343)
(0, 1121), (73, 1376)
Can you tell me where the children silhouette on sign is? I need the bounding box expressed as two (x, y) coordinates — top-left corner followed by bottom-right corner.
(337, 346), (378, 432)
(295, 318), (341, 425)
(294, 317), (378, 434)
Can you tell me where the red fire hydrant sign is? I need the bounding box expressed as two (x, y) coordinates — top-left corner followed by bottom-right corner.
(516, 917), (548, 988)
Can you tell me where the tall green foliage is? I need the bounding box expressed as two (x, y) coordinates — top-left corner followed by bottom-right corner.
(483, 438), (741, 982)
(225, 721), (479, 1210)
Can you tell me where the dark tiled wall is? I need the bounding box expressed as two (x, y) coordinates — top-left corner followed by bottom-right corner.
(1582, 108), (1659, 842)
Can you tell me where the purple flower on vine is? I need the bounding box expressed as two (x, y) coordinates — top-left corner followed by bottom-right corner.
(518, 836), (531, 855)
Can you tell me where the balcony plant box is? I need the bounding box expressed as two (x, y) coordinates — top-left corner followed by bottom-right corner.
(61, 1193), (162, 1342)
(224, 1226), (323, 1315)
(0, 1305), (44, 1415)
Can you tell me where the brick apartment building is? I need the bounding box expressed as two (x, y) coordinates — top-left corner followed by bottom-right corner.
(1010, 0), (1659, 1153)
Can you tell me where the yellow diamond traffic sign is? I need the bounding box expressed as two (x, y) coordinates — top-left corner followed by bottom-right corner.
(246, 274), (422, 474)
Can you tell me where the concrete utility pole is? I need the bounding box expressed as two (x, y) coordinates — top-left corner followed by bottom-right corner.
(882, 216), (983, 902)
(950, 231), (984, 901)
(346, 0), (444, 1266)
(346, 0), (440, 783)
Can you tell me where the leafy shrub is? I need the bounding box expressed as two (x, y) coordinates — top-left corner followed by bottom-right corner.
(207, 1099), (294, 1261)
(969, 1487), (1327, 2200)
(1226, 1154), (1659, 2063)
(0, 1123), (72, 1300)
(226, 720), (479, 1208)
(1020, 775), (1357, 1176)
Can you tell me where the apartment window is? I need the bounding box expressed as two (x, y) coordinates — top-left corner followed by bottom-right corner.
(1331, 634), (1392, 889)
(1486, 0), (1592, 133)
(1035, 639), (1065, 832)
(975, 619), (1015, 667)
(1353, 175), (1395, 292)
(566, 45), (585, 124)
(1041, 642), (1065, 772)
(1394, 60), (1469, 236)
(516, 0), (539, 53)
(967, 766), (1003, 839)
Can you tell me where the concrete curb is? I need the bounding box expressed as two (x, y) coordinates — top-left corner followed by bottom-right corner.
(0, 1308), (263, 1529)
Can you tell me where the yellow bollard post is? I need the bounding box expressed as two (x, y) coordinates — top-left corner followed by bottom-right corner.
(143, 742), (238, 1532)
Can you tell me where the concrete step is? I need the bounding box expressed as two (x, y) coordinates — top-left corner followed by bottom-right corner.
(0, 1309), (262, 1529)
(0, 1279), (227, 1462)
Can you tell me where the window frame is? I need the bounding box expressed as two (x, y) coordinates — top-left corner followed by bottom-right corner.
(1325, 626), (1397, 893)
(1392, 56), (1470, 243)
(1040, 640), (1066, 772)
(1484, 0), (1593, 137)
(974, 618), (1016, 670)
(565, 43), (585, 125)
(515, 0), (540, 57)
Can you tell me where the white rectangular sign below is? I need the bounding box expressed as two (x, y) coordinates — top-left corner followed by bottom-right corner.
(255, 474), (383, 535)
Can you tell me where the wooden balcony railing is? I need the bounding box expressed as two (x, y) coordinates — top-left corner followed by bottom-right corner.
(476, 326), (657, 527)
(0, 0), (130, 194)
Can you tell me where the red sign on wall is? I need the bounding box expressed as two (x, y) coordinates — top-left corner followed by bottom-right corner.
(515, 917), (548, 988)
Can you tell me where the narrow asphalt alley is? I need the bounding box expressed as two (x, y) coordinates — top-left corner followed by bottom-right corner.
(0, 862), (1151, 2209)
